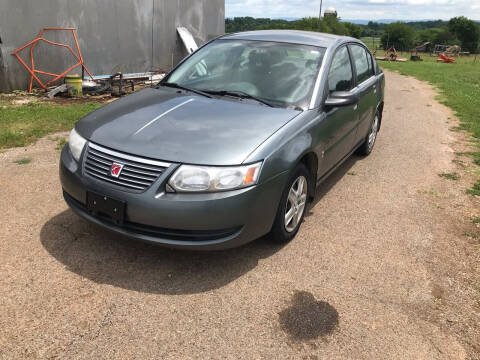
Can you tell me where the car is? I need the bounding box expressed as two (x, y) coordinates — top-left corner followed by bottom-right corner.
(60, 30), (385, 250)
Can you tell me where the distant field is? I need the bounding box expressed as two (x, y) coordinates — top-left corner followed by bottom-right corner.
(360, 37), (382, 52)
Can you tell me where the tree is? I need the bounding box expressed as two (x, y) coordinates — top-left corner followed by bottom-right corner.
(418, 28), (441, 44)
(434, 28), (459, 46)
(448, 16), (480, 53)
(380, 22), (416, 51)
(344, 22), (363, 39)
(322, 16), (348, 36)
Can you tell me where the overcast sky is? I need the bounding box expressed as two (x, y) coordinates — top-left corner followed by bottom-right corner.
(225, 0), (480, 20)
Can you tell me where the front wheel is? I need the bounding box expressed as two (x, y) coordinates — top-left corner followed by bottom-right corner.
(270, 163), (310, 244)
(356, 112), (379, 156)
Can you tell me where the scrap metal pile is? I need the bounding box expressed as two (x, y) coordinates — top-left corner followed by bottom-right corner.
(11, 27), (165, 98)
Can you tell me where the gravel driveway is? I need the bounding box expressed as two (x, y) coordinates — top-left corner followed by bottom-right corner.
(1, 71), (479, 359)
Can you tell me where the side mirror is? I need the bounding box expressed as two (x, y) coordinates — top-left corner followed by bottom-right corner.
(324, 91), (359, 108)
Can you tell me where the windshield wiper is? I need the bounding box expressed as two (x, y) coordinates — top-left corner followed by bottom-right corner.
(160, 82), (212, 99)
(203, 90), (274, 108)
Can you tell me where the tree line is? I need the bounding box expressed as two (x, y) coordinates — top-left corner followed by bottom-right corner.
(225, 16), (363, 39)
(225, 16), (480, 53)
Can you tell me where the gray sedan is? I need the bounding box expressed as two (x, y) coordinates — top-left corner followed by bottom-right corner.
(60, 30), (385, 250)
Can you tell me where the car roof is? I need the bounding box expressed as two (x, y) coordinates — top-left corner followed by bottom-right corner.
(220, 30), (360, 49)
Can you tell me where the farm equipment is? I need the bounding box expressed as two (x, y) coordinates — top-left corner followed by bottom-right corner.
(409, 42), (431, 61)
(375, 47), (408, 62)
(437, 53), (455, 63)
(433, 44), (449, 55)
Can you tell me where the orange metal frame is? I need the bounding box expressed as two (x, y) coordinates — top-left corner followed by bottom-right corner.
(11, 27), (94, 93)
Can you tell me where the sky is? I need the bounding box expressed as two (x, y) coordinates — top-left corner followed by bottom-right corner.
(225, 0), (480, 21)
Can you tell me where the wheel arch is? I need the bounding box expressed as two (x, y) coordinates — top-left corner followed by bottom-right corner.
(376, 101), (384, 131)
(298, 151), (318, 200)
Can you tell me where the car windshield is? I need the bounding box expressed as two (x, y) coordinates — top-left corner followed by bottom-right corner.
(163, 39), (326, 109)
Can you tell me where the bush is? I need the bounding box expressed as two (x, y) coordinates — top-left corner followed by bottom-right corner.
(448, 17), (480, 53)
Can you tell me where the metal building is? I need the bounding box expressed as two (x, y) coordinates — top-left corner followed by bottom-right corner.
(0, 0), (225, 92)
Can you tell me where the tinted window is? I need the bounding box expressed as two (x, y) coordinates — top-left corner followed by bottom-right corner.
(350, 44), (371, 84)
(327, 46), (353, 93)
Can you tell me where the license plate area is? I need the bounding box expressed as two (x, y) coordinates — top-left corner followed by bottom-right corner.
(86, 192), (125, 224)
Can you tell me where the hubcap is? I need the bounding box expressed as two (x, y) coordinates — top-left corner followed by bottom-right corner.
(368, 116), (379, 150)
(284, 175), (308, 233)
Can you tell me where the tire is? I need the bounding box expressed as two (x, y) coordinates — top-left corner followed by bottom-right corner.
(270, 163), (310, 244)
(356, 111), (380, 156)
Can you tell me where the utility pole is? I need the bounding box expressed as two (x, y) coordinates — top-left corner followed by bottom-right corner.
(318, 0), (323, 30)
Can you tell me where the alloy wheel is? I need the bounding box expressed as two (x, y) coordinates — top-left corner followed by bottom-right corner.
(284, 175), (308, 233)
(368, 115), (379, 151)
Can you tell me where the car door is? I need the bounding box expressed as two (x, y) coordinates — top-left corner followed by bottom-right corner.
(317, 45), (358, 175)
(349, 44), (377, 145)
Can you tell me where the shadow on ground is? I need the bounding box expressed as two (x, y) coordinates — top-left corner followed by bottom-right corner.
(40, 211), (284, 295)
(40, 155), (357, 296)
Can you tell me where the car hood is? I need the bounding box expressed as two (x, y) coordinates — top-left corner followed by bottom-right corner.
(76, 87), (301, 165)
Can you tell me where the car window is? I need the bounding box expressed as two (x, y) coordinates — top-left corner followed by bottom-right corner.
(165, 39), (326, 109)
(350, 44), (372, 84)
(366, 50), (375, 76)
(327, 46), (353, 93)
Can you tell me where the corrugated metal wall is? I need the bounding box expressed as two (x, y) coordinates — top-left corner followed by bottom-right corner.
(0, 0), (225, 91)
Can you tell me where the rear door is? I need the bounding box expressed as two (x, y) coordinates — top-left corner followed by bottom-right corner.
(349, 44), (377, 145)
(318, 45), (358, 174)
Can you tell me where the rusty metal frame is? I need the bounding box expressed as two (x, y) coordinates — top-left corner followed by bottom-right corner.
(11, 27), (94, 93)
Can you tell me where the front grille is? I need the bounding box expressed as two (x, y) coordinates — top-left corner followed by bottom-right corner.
(84, 143), (171, 191)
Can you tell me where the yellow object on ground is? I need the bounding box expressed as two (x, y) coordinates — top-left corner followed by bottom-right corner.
(65, 75), (83, 97)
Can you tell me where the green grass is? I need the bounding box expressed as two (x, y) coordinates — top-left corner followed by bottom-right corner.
(0, 102), (100, 150)
(456, 152), (480, 166)
(56, 137), (67, 151)
(472, 217), (480, 224)
(466, 180), (480, 196)
(439, 172), (460, 180)
(378, 55), (480, 194)
(14, 157), (31, 165)
(464, 231), (479, 239)
(360, 37), (382, 52)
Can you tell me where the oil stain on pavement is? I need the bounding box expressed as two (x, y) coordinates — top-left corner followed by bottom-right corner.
(279, 291), (339, 341)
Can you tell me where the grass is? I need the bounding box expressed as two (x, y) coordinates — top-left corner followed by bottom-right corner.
(456, 152), (480, 166)
(466, 180), (480, 196)
(464, 231), (479, 239)
(0, 101), (100, 150)
(439, 172), (460, 180)
(56, 137), (67, 151)
(14, 157), (31, 165)
(360, 37), (382, 52)
(472, 217), (480, 224)
(377, 53), (480, 194)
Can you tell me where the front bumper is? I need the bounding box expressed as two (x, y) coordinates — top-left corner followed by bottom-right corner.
(59, 145), (287, 250)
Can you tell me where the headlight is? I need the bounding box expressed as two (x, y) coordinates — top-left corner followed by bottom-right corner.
(68, 128), (87, 162)
(168, 162), (262, 192)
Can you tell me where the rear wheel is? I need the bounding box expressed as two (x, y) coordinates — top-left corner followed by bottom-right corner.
(270, 163), (309, 244)
(357, 112), (379, 156)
